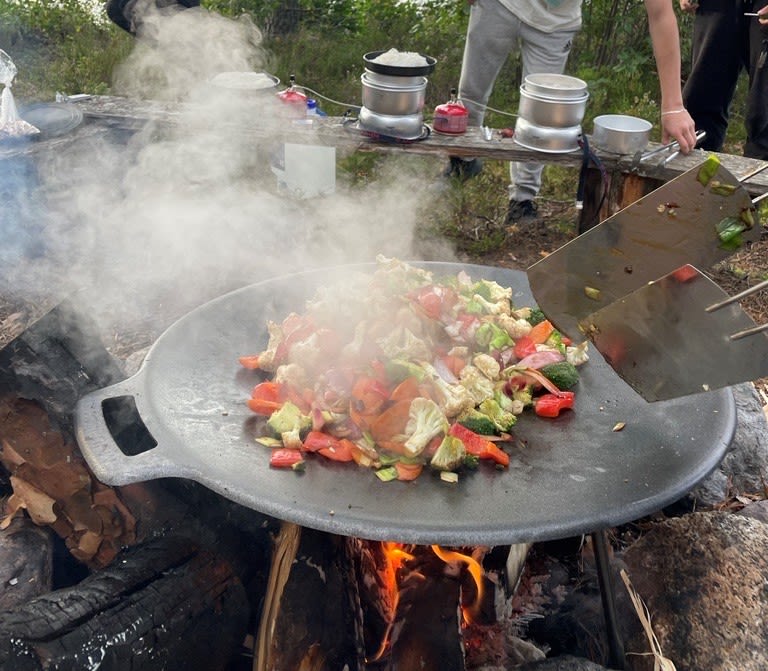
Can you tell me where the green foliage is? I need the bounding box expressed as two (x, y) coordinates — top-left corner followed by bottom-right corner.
(0, 0), (130, 100)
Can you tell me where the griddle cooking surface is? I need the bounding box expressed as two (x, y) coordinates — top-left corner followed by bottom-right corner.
(76, 263), (735, 545)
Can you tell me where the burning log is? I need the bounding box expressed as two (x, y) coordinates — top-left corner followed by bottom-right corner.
(255, 522), (365, 671)
(0, 534), (249, 671)
(383, 545), (466, 671)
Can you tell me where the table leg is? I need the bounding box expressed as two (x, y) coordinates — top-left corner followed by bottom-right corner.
(591, 528), (625, 669)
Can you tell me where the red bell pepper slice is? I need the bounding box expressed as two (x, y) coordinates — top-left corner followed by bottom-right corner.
(318, 437), (355, 462)
(238, 355), (261, 369)
(534, 391), (575, 418)
(303, 431), (341, 453)
(514, 335), (538, 360)
(448, 423), (510, 467)
(247, 381), (283, 415)
(269, 448), (304, 468)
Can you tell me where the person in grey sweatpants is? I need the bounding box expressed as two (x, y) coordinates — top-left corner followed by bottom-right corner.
(449, 0), (697, 225)
(457, 0), (577, 222)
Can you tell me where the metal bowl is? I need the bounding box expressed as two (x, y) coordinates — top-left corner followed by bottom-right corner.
(591, 114), (652, 154)
(523, 73), (588, 99)
(363, 50), (437, 77)
(517, 87), (589, 128)
(513, 116), (582, 154)
(361, 73), (427, 116)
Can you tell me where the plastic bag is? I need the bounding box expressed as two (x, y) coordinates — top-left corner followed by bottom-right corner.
(0, 49), (39, 139)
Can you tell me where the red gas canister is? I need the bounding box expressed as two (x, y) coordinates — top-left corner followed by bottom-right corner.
(276, 74), (308, 119)
(432, 88), (469, 135)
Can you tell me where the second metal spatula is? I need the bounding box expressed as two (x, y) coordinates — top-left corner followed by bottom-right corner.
(579, 265), (768, 402)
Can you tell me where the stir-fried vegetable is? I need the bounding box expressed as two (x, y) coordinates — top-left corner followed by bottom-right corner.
(239, 257), (587, 482)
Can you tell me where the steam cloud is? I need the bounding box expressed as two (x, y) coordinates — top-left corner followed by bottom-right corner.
(1, 4), (455, 359)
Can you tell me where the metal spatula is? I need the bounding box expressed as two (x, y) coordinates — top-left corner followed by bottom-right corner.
(578, 265), (768, 402)
(527, 160), (767, 339)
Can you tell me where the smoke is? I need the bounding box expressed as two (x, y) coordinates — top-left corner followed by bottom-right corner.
(1, 4), (456, 354)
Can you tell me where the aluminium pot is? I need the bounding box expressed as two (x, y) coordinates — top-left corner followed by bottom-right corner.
(523, 73), (588, 99)
(517, 86), (589, 128)
(513, 116), (582, 153)
(591, 114), (652, 154)
(360, 73), (427, 116)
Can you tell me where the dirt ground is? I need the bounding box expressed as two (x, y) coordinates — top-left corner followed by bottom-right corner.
(458, 200), (768, 406)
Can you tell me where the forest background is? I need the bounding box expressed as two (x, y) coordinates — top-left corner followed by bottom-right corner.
(0, 0), (754, 252)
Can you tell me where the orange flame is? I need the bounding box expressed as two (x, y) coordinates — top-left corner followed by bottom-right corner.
(431, 545), (484, 622)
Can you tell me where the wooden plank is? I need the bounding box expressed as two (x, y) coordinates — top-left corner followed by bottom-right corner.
(63, 96), (768, 192)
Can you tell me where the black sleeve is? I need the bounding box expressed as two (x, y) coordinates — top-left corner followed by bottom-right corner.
(106, 0), (202, 34)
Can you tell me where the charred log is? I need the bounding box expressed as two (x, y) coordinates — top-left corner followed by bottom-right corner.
(0, 298), (125, 432)
(0, 534), (249, 671)
(0, 518), (54, 610)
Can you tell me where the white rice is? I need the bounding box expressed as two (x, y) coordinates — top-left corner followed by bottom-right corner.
(371, 48), (428, 67)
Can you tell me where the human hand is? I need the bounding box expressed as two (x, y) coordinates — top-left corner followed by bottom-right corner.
(679, 0), (698, 12)
(660, 109), (698, 153)
(758, 6), (768, 25)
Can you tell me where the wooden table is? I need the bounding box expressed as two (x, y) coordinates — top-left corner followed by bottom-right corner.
(5, 95), (767, 233)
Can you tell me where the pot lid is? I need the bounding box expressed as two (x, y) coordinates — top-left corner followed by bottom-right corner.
(19, 102), (83, 138)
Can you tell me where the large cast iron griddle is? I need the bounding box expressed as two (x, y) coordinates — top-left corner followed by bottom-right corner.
(75, 263), (736, 546)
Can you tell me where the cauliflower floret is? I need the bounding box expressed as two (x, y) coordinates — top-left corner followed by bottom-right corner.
(404, 397), (450, 456)
(496, 314), (533, 340)
(468, 293), (511, 316)
(274, 362), (308, 389)
(459, 365), (496, 405)
(254, 319), (286, 372)
(566, 341), (590, 366)
(472, 352), (501, 380)
(377, 326), (433, 361)
(420, 362), (475, 419)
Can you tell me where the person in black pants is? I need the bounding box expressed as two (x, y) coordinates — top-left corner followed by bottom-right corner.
(680, 0), (768, 159)
(106, 0), (200, 35)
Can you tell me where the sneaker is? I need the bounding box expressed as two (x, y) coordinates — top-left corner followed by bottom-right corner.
(443, 156), (483, 182)
(506, 199), (538, 224)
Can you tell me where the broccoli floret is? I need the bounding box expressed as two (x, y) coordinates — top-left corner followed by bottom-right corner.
(385, 358), (427, 384)
(511, 387), (533, 410)
(457, 408), (497, 436)
(403, 397), (450, 456)
(475, 321), (514, 351)
(478, 398), (517, 433)
(527, 307), (547, 326)
(267, 401), (311, 448)
(430, 435), (466, 472)
(539, 361), (580, 390)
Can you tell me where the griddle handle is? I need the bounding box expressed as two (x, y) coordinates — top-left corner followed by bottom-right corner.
(74, 376), (192, 485)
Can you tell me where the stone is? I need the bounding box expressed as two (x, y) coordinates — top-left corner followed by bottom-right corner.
(621, 511), (768, 671)
(517, 655), (611, 670)
(690, 383), (768, 506)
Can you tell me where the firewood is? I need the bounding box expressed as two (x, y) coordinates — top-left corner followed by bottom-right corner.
(385, 546), (466, 671)
(254, 522), (365, 671)
(0, 534), (249, 671)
